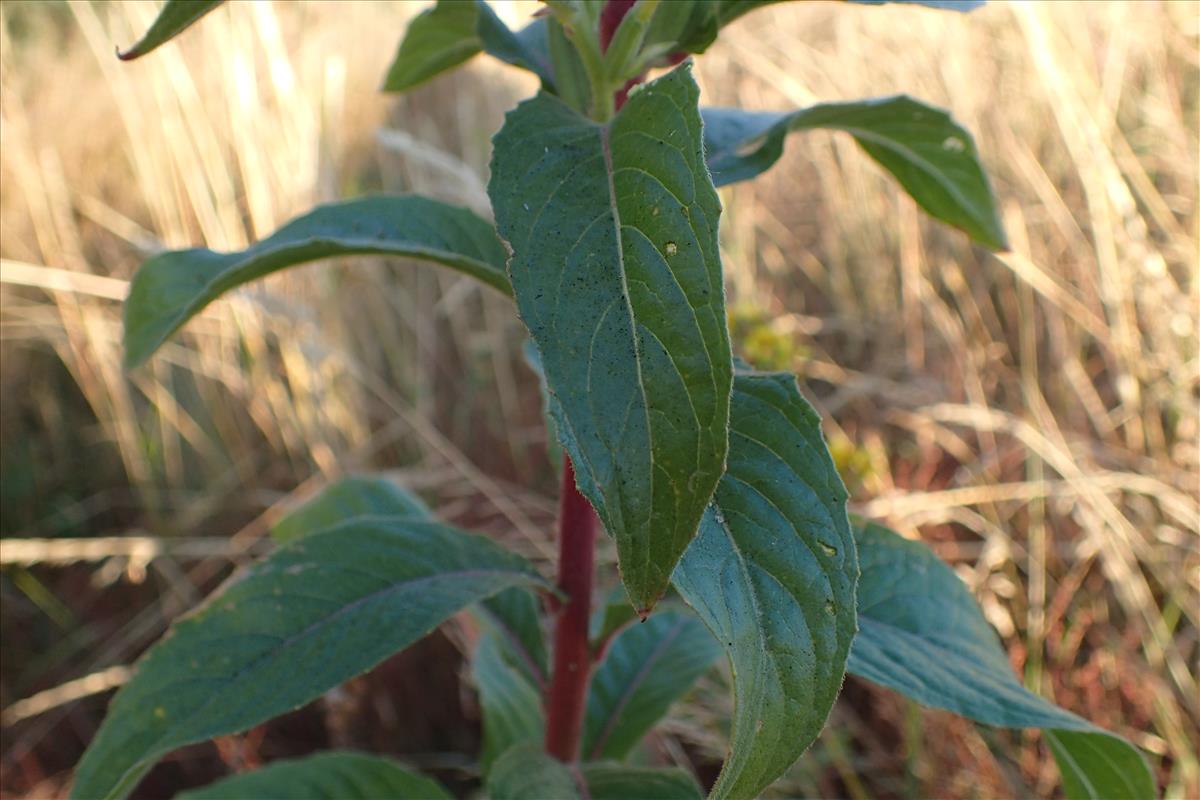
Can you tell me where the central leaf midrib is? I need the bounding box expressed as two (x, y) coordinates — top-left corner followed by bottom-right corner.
(600, 121), (655, 601)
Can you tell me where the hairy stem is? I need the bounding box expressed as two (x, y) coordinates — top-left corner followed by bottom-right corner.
(544, 457), (599, 762)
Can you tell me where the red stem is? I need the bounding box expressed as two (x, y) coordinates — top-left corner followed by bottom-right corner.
(598, 0), (636, 52)
(544, 457), (599, 762)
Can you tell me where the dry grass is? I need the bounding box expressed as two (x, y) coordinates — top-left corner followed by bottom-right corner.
(0, 0), (1196, 798)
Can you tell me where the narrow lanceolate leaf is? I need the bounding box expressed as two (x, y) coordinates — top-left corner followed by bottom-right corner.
(124, 195), (510, 368)
(490, 62), (733, 614)
(478, 587), (549, 688)
(176, 752), (451, 800)
(70, 519), (550, 800)
(471, 588), (549, 770)
(850, 521), (1155, 800)
(117, 0), (222, 60)
(672, 370), (858, 800)
(582, 609), (721, 760)
(271, 476), (430, 544)
(487, 744), (581, 800)
(383, 0), (554, 93)
(473, 629), (545, 771)
(702, 96), (1007, 249)
(582, 763), (704, 800)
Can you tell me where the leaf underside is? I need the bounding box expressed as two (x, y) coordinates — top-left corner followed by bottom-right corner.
(123, 195), (509, 368)
(490, 63), (732, 613)
(702, 96), (1007, 249)
(175, 751), (451, 800)
(850, 521), (1155, 800)
(672, 369), (858, 800)
(70, 511), (549, 800)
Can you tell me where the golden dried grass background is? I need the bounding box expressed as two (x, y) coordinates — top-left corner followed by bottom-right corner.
(0, 1), (1196, 797)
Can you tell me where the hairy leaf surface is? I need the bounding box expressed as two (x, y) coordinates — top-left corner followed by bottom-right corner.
(70, 519), (550, 800)
(124, 195), (510, 367)
(582, 763), (704, 800)
(703, 96), (1006, 249)
(850, 521), (1154, 800)
(272, 476), (430, 543)
(117, 0), (222, 60)
(672, 370), (858, 800)
(490, 63), (732, 613)
(176, 751), (451, 799)
(583, 609), (721, 760)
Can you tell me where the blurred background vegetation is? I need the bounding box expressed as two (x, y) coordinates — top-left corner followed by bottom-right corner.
(0, 1), (1196, 797)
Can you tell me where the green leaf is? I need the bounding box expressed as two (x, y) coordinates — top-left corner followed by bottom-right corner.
(672, 369), (858, 800)
(381, 0), (481, 92)
(473, 628), (545, 772)
(272, 476), (430, 544)
(589, 582), (638, 649)
(702, 96), (1008, 249)
(651, 1), (720, 55)
(477, 587), (549, 688)
(582, 609), (721, 760)
(70, 518), (550, 800)
(123, 195), (510, 368)
(471, 587), (548, 772)
(547, 16), (592, 114)
(383, 1), (554, 93)
(117, 0), (222, 61)
(522, 340), (564, 474)
(1046, 729), (1157, 800)
(176, 751), (451, 800)
(582, 763), (704, 800)
(850, 520), (1155, 800)
(487, 744), (581, 800)
(474, 6), (555, 88)
(490, 62), (733, 614)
